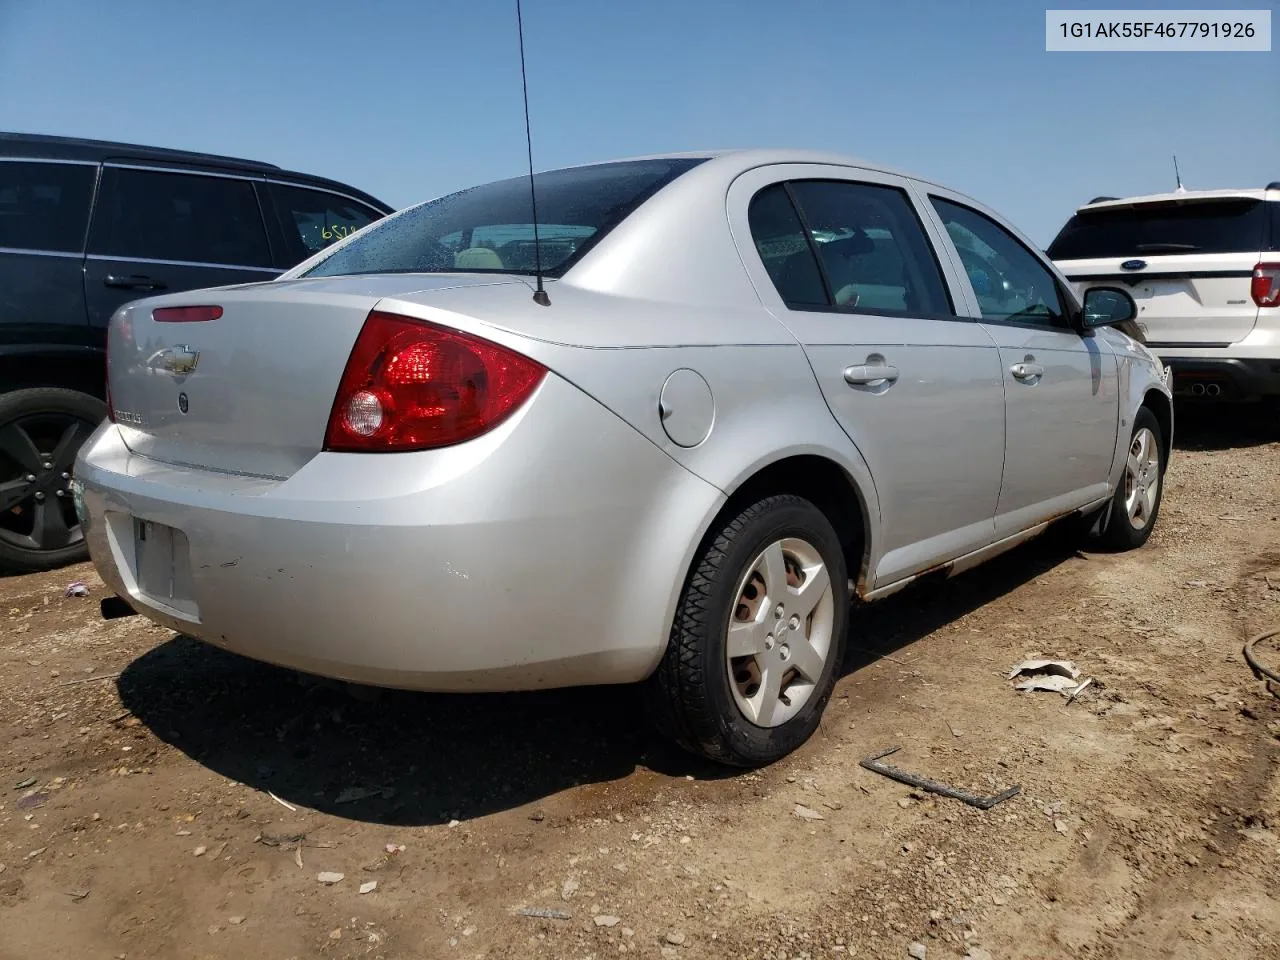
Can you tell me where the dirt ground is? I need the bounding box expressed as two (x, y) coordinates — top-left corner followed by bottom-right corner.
(3, 406), (1279, 960)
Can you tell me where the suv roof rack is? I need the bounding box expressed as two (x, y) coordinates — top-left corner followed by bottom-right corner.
(0, 130), (281, 172)
(1087, 196), (1119, 204)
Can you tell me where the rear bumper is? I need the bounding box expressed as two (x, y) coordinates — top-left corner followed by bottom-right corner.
(1156, 356), (1280, 401)
(74, 374), (725, 691)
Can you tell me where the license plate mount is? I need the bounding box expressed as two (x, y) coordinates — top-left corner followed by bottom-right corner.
(133, 518), (199, 619)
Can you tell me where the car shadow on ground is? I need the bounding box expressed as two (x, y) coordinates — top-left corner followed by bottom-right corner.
(1172, 400), (1278, 451)
(115, 528), (1082, 827)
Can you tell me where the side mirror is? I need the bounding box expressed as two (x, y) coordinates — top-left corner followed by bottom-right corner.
(1082, 286), (1137, 329)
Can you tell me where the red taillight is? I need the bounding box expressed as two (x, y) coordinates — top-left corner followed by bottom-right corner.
(323, 311), (547, 452)
(152, 305), (223, 323)
(1252, 263), (1280, 308)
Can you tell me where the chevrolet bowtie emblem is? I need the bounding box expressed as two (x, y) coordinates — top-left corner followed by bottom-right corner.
(158, 345), (200, 375)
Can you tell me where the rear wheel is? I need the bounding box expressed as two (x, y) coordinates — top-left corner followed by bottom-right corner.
(1094, 406), (1165, 551)
(0, 388), (105, 574)
(646, 494), (849, 767)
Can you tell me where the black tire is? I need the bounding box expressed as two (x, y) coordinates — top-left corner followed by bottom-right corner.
(645, 494), (849, 767)
(1094, 406), (1166, 552)
(0, 387), (106, 574)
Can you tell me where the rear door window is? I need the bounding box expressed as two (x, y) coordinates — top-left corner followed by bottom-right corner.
(0, 160), (96, 253)
(1048, 199), (1270, 260)
(88, 167), (272, 267)
(787, 180), (953, 316)
(270, 183), (381, 263)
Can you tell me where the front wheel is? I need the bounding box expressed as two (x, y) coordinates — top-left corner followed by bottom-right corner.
(1095, 406), (1166, 551)
(646, 494), (849, 767)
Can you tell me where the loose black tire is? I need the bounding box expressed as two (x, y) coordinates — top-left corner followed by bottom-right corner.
(646, 494), (849, 767)
(0, 387), (105, 574)
(1094, 406), (1166, 552)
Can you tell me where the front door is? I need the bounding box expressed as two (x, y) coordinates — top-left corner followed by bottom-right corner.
(731, 167), (1007, 588)
(926, 194), (1119, 537)
(83, 165), (281, 337)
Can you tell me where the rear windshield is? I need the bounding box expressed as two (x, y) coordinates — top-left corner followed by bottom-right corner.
(303, 158), (707, 279)
(1047, 198), (1271, 260)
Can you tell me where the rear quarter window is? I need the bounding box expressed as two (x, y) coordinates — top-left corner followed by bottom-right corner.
(0, 160), (96, 253)
(271, 183), (382, 264)
(1048, 199), (1270, 260)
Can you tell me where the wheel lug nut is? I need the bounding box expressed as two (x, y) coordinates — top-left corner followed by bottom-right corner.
(61, 472), (70, 480)
(55, 490), (64, 497)
(34, 492), (45, 501)
(779, 644), (790, 661)
(765, 635), (774, 650)
(774, 604), (784, 619)
(789, 615), (800, 630)
(25, 474), (36, 483)
(42, 462), (52, 471)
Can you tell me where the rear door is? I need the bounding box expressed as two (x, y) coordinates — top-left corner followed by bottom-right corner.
(1048, 196), (1269, 347)
(0, 158), (96, 345)
(730, 165), (1007, 588)
(927, 191), (1119, 535)
(84, 165), (281, 332)
(264, 181), (385, 268)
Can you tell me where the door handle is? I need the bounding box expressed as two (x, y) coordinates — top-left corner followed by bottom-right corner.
(843, 364), (900, 386)
(104, 274), (168, 292)
(1010, 362), (1045, 381)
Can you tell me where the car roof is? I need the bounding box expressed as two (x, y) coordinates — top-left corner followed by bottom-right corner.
(1074, 186), (1279, 214)
(0, 131), (394, 213)
(559, 147), (944, 187)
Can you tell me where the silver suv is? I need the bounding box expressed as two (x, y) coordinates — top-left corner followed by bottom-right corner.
(1049, 184), (1280, 404)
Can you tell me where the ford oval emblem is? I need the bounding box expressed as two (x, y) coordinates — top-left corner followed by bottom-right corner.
(1120, 259), (1147, 271)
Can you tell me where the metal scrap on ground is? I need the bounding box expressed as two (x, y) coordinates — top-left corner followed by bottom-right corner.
(859, 746), (1021, 810)
(515, 907), (572, 920)
(1243, 627), (1280, 699)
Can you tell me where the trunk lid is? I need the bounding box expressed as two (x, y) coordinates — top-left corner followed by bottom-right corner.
(1049, 193), (1271, 347)
(107, 274), (524, 478)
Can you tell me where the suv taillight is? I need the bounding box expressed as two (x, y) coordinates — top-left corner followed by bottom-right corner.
(1252, 263), (1280, 308)
(323, 311), (547, 452)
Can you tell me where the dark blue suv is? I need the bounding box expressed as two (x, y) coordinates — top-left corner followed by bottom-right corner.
(0, 132), (393, 572)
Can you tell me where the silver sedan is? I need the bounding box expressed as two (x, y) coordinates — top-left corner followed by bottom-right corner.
(74, 150), (1172, 766)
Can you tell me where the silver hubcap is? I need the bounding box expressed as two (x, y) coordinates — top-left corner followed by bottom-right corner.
(725, 538), (835, 728)
(1124, 426), (1161, 530)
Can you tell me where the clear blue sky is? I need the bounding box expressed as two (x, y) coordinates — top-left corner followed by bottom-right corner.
(2, 0), (1276, 244)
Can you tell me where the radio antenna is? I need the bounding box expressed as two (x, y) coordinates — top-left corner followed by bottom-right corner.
(1173, 154), (1186, 193)
(516, 0), (550, 306)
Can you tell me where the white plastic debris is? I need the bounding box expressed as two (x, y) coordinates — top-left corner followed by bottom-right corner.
(1015, 675), (1081, 694)
(317, 871), (344, 884)
(64, 582), (89, 598)
(1007, 659), (1080, 681)
(359, 880), (377, 894)
(793, 804), (825, 821)
(1009, 659), (1092, 698)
